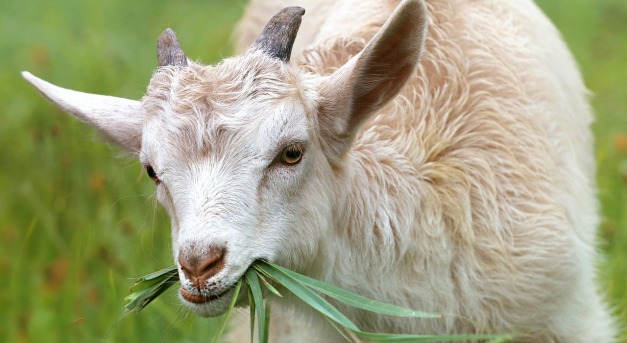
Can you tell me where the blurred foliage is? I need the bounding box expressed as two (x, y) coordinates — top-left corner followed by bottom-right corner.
(0, 0), (625, 342)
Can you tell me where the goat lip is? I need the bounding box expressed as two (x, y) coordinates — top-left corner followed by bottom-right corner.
(180, 286), (231, 304)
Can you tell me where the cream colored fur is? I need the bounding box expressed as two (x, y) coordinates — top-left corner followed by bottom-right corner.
(234, 0), (615, 342)
(23, 0), (614, 342)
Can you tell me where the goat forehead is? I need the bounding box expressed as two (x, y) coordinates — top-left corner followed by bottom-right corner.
(144, 53), (299, 111)
(141, 58), (312, 161)
(144, 99), (309, 160)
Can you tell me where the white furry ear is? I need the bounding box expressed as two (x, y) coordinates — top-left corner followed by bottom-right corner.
(318, 0), (428, 157)
(22, 71), (143, 153)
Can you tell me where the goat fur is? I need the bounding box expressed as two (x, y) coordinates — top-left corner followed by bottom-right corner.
(233, 0), (614, 342)
(23, 0), (615, 342)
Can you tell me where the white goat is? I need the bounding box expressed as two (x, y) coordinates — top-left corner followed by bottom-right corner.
(23, 0), (615, 341)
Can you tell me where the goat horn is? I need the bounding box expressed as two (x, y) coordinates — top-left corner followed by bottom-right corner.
(252, 6), (305, 62)
(157, 28), (188, 67)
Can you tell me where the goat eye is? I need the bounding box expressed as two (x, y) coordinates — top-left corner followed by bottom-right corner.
(280, 145), (303, 165)
(145, 165), (160, 184)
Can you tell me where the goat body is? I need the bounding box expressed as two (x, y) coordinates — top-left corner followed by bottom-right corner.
(23, 0), (614, 342)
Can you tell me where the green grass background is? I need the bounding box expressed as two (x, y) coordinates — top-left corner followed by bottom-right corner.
(0, 0), (625, 342)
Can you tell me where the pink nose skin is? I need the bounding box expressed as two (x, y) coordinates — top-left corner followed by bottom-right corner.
(178, 246), (227, 292)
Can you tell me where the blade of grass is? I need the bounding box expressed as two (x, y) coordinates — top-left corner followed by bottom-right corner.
(257, 272), (282, 297)
(253, 263), (360, 332)
(125, 262), (512, 343)
(128, 276), (170, 294)
(248, 285), (256, 343)
(323, 314), (360, 343)
(210, 279), (242, 343)
(134, 266), (178, 281)
(353, 331), (509, 342)
(124, 270), (179, 313)
(263, 303), (271, 343)
(256, 262), (512, 342)
(125, 279), (177, 312)
(486, 334), (515, 343)
(125, 266), (178, 300)
(246, 268), (267, 342)
(260, 261), (440, 319)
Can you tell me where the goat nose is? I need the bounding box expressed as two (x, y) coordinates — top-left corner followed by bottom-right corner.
(178, 246), (227, 291)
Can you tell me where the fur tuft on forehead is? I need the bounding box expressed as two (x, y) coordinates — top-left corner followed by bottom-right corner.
(140, 51), (316, 156)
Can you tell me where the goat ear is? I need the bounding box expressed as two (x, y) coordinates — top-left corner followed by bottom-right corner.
(318, 0), (427, 157)
(22, 71), (143, 153)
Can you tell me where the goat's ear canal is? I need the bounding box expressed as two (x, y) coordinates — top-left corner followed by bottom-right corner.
(21, 71), (143, 153)
(318, 0), (428, 155)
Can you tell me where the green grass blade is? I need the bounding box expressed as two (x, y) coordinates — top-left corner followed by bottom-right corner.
(246, 268), (267, 343)
(210, 279), (242, 343)
(261, 261), (440, 319)
(124, 262), (512, 343)
(263, 303), (271, 343)
(353, 331), (510, 342)
(257, 272), (282, 297)
(124, 269), (179, 313)
(486, 334), (515, 343)
(248, 285), (256, 343)
(253, 262), (360, 332)
(128, 266), (178, 293)
(135, 266), (178, 281)
(125, 279), (177, 313)
(128, 277), (169, 294)
(323, 315), (359, 343)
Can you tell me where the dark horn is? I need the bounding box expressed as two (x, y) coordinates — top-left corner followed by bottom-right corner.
(252, 6), (305, 62)
(157, 28), (188, 67)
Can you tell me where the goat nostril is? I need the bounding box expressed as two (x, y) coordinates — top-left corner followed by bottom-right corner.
(178, 246), (227, 290)
(178, 256), (192, 276)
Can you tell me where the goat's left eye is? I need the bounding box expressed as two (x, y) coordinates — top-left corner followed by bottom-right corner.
(280, 145), (303, 165)
(145, 165), (160, 184)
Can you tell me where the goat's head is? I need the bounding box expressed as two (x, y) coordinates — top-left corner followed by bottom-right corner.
(23, 0), (428, 316)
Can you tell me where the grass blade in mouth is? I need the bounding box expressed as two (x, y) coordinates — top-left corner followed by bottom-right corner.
(258, 261), (440, 319)
(124, 261), (512, 342)
(245, 268), (267, 343)
(124, 266), (178, 313)
(210, 279), (242, 343)
(352, 331), (510, 342)
(254, 262), (360, 331)
(248, 284), (256, 343)
(257, 272), (282, 297)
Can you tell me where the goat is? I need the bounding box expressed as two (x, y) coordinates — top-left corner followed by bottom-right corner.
(23, 0), (615, 341)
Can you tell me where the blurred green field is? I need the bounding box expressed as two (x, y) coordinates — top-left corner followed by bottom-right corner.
(0, 0), (625, 342)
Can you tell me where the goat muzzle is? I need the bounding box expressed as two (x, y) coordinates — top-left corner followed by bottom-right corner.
(178, 246), (227, 293)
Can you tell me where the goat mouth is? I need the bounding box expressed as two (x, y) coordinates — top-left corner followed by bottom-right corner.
(179, 286), (232, 304)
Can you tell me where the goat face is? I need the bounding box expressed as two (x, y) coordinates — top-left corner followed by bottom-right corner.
(22, 0), (427, 317)
(140, 53), (330, 315)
